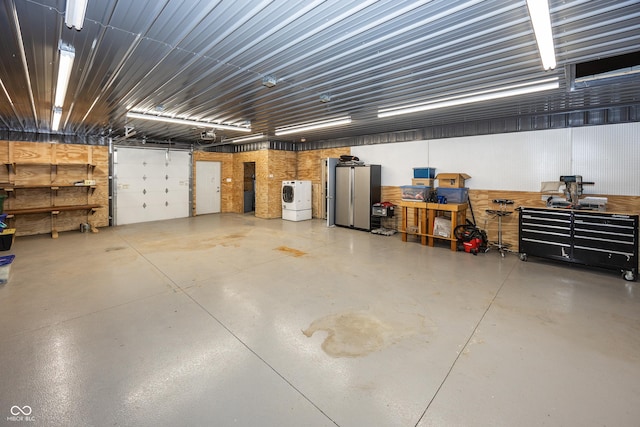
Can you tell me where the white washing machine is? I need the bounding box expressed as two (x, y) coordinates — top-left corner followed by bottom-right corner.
(282, 180), (312, 221)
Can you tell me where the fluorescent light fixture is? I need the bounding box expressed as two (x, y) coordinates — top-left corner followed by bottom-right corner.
(526, 0), (556, 70)
(54, 45), (75, 108)
(231, 133), (265, 143)
(65, 0), (88, 30)
(51, 44), (74, 132)
(126, 111), (252, 133)
(275, 116), (352, 136)
(51, 107), (62, 131)
(0, 78), (13, 105)
(378, 78), (559, 118)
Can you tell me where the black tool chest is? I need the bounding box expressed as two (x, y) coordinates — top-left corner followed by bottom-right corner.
(518, 207), (638, 281)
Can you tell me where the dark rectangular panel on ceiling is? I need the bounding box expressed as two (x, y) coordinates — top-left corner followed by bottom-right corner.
(575, 51), (640, 79)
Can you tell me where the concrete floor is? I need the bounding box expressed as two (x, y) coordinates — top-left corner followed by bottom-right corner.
(0, 213), (638, 426)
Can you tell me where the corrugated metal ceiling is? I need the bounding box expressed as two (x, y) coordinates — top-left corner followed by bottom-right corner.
(0, 0), (638, 146)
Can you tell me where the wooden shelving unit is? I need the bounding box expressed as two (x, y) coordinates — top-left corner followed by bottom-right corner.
(398, 201), (468, 251)
(4, 204), (101, 238)
(0, 141), (108, 238)
(2, 162), (101, 238)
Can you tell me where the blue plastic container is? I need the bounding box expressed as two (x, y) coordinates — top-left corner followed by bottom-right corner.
(401, 185), (430, 201)
(413, 167), (436, 179)
(0, 254), (15, 284)
(436, 187), (469, 204)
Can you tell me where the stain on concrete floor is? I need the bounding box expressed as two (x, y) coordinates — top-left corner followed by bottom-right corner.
(105, 246), (128, 252)
(303, 309), (429, 357)
(275, 246), (307, 257)
(138, 232), (247, 252)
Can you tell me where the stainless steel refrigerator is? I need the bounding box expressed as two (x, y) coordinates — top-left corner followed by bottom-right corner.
(335, 164), (381, 230)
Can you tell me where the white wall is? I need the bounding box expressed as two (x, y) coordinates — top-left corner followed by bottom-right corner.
(351, 122), (640, 196)
(350, 140), (429, 186)
(571, 123), (640, 196)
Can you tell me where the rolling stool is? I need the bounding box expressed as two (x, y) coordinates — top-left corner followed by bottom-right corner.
(485, 199), (514, 257)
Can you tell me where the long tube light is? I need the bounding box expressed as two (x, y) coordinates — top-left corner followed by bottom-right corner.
(526, 0), (556, 70)
(51, 108), (63, 131)
(0, 78), (14, 106)
(378, 78), (559, 118)
(126, 112), (252, 133)
(275, 116), (352, 136)
(54, 45), (75, 108)
(231, 133), (265, 143)
(65, 0), (88, 30)
(51, 44), (75, 132)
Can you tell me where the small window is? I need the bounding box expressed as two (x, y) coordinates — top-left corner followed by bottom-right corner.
(569, 51), (640, 89)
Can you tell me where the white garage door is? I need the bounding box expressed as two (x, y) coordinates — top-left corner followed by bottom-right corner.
(115, 147), (191, 225)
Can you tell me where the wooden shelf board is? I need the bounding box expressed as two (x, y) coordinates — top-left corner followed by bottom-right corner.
(1, 184), (95, 190)
(4, 205), (101, 215)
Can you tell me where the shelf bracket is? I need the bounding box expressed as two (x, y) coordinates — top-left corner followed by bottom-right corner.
(51, 164), (58, 183)
(50, 210), (59, 239)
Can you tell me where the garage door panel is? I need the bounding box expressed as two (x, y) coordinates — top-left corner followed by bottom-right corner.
(115, 147), (191, 225)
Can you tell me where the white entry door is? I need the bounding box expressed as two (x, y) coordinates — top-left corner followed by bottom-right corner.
(195, 161), (221, 215)
(115, 147), (191, 225)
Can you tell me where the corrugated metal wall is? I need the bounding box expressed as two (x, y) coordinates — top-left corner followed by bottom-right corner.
(428, 129), (572, 191)
(571, 123), (640, 196)
(348, 140), (428, 185)
(352, 122), (640, 196)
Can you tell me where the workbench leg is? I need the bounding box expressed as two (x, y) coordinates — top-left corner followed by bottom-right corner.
(420, 207), (427, 245)
(401, 207), (408, 242)
(427, 209), (435, 247)
(450, 213), (458, 251)
(51, 212), (58, 239)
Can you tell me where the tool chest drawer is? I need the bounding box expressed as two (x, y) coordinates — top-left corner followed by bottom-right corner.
(520, 209), (572, 246)
(518, 207), (638, 281)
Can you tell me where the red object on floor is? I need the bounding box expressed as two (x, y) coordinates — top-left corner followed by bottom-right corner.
(463, 238), (482, 254)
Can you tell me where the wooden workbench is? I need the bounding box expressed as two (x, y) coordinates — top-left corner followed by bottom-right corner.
(398, 201), (468, 251)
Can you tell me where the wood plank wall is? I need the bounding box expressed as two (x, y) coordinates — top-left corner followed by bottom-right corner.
(0, 141), (109, 236)
(297, 148), (351, 218)
(194, 148), (344, 219)
(194, 149), (297, 219)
